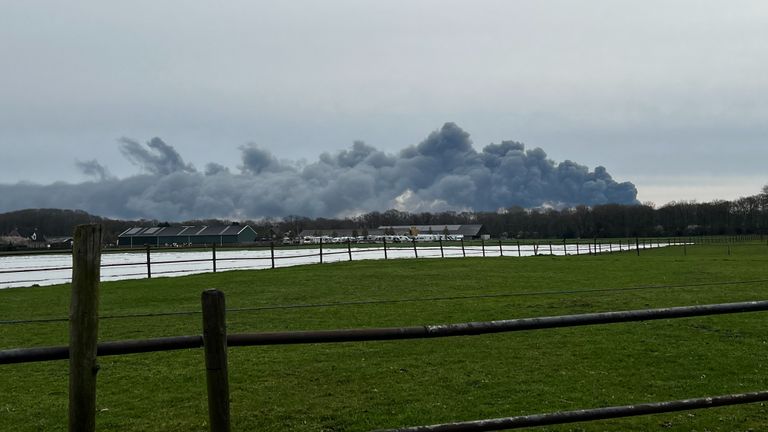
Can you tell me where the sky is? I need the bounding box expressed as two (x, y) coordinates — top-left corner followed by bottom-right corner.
(1, 1), (766, 219)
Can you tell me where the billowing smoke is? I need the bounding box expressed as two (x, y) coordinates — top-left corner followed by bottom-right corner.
(75, 159), (113, 181)
(119, 137), (196, 175)
(0, 123), (637, 220)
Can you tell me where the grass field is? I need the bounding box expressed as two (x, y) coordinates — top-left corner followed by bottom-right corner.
(1, 241), (768, 431)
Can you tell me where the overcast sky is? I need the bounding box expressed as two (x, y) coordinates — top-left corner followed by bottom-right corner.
(1, 1), (767, 217)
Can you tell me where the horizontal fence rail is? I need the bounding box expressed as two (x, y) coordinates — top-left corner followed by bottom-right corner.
(372, 391), (768, 432)
(4, 299), (768, 365)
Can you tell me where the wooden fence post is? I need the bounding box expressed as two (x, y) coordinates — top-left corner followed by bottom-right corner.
(202, 289), (230, 432)
(439, 238), (444, 258)
(347, 239), (352, 262)
(146, 244), (152, 279)
(636, 237), (640, 256)
(461, 238), (466, 257)
(517, 240), (521, 257)
(319, 238), (323, 264)
(212, 243), (217, 273)
(69, 224), (102, 432)
(498, 240), (503, 257)
(270, 241), (275, 269)
(548, 241), (553, 255)
(481, 239), (485, 257)
(383, 237), (388, 260)
(412, 238), (418, 258)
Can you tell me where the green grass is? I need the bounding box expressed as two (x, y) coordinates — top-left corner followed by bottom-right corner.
(2, 242), (768, 431)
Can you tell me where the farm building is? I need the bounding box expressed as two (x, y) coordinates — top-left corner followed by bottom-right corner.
(376, 224), (487, 239)
(297, 224), (487, 240)
(46, 236), (74, 249)
(117, 225), (258, 247)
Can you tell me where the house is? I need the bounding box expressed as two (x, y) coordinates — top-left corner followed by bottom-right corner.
(117, 225), (258, 247)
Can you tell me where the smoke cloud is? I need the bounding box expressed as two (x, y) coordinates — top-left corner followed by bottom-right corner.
(119, 137), (196, 175)
(0, 123), (638, 220)
(75, 159), (113, 181)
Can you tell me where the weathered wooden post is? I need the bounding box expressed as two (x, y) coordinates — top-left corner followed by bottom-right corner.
(270, 241), (275, 269)
(212, 243), (217, 273)
(517, 240), (521, 257)
(636, 237), (640, 256)
(461, 238), (466, 257)
(562, 238), (566, 256)
(548, 241), (553, 255)
(576, 242), (580, 255)
(347, 238), (352, 262)
(498, 240), (503, 257)
(146, 244), (152, 278)
(202, 289), (230, 432)
(481, 238), (485, 257)
(319, 238), (323, 264)
(439, 238), (444, 258)
(69, 224), (102, 432)
(412, 238), (418, 258)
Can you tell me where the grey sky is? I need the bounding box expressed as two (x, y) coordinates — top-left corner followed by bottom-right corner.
(1, 1), (767, 214)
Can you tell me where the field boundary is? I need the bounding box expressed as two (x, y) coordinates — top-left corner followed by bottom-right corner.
(4, 234), (752, 289)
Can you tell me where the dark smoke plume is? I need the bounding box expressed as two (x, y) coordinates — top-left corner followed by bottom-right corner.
(75, 159), (113, 181)
(0, 123), (637, 220)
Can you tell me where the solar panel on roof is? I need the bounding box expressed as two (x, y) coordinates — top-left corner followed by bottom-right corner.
(144, 227), (161, 234)
(126, 228), (141, 235)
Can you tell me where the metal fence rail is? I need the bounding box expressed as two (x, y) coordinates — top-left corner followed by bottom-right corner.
(372, 391), (768, 432)
(4, 299), (768, 365)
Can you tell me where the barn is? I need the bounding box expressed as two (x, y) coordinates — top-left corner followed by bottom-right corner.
(117, 225), (258, 247)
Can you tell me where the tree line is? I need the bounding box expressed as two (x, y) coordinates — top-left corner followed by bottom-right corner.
(1, 186), (766, 243)
(268, 186), (768, 239)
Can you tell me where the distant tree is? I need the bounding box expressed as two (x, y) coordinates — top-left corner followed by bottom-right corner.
(352, 229), (359, 238)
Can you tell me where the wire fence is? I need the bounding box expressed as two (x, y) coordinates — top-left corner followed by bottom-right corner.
(4, 235), (756, 289)
(3, 228), (768, 431)
(4, 277), (768, 326)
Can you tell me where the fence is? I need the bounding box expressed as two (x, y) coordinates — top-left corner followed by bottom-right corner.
(2, 226), (768, 431)
(4, 235), (763, 289)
